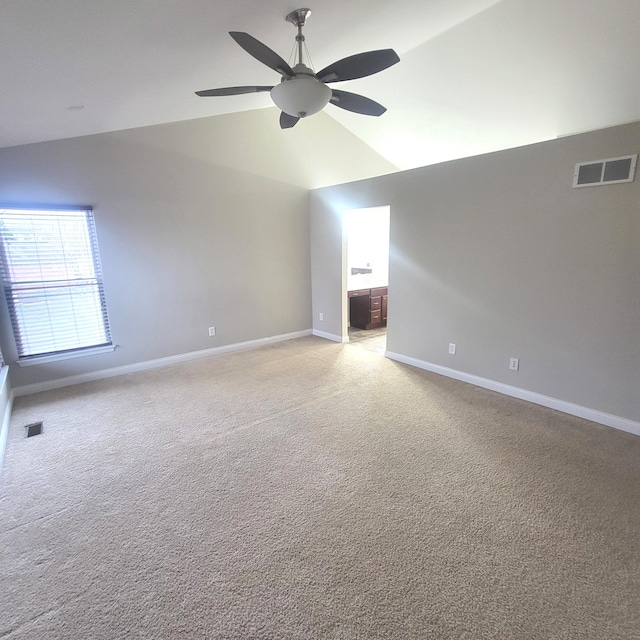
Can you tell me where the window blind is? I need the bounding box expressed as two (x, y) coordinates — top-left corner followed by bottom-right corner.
(0, 207), (112, 360)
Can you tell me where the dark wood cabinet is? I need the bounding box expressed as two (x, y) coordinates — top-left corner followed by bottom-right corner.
(348, 287), (388, 330)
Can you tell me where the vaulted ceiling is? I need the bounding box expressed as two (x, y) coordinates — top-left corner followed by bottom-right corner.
(2, 0), (639, 170)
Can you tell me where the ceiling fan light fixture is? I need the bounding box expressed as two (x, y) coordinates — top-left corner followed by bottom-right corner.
(195, 9), (399, 129)
(271, 76), (331, 118)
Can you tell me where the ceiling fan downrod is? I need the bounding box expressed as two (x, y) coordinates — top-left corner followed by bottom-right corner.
(286, 8), (312, 67)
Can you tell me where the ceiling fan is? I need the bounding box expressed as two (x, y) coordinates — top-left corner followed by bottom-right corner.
(195, 8), (400, 129)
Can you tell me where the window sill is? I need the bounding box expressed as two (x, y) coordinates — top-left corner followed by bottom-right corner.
(17, 344), (116, 367)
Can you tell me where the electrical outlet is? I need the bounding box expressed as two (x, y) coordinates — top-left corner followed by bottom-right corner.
(509, 357), (519, 371)
(208, 326), (216, 337)
(319, 312), (324, 321)
(449, 343), (456, 355)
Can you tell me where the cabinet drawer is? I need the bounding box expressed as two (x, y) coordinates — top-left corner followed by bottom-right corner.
(370, 296), (382, 310)
(370, 310), (381, 323)
(348, 289), (370, 298)
(370, 287), (388, 298)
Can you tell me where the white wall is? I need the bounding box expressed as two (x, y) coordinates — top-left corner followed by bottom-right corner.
(0, 366), (12, 473)
(0, 108), (396, 391)
(311, 122), (640, 428)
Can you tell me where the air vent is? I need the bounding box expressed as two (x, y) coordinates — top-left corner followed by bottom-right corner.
(24, 421), (44, 438)
(573, 154), (637, 188)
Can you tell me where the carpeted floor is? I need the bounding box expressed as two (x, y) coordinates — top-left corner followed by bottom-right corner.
(1, 336), (639, 639)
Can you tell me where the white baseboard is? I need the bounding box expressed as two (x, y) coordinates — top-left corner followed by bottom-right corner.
(0, 366), (14, 476)
(313, 329), (348, 343)
(13, 330), (313, 397)
(385, 351), (640, 438)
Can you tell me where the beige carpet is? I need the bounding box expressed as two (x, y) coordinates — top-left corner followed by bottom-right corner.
(1, 336), (639, 639)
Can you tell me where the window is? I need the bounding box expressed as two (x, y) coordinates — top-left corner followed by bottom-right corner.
(0, 206), (113, 363)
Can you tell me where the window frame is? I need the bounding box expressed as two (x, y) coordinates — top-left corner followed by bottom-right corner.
(0, 205), (114, 365)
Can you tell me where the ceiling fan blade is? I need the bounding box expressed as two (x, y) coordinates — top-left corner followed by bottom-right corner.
(280, 112), (300, 129)
(230, 31), (294, 78)
(195, 86), (273, 97)
(329, 90), (387, 116)
(316, 49), (400, 83)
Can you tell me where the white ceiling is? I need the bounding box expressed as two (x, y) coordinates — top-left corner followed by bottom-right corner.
(2, 0), (639, 170)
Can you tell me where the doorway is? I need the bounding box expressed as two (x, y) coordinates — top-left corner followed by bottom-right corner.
(343, 206), (390, 352)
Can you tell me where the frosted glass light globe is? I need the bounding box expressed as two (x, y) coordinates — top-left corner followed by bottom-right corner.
(271, 68), (331, 118)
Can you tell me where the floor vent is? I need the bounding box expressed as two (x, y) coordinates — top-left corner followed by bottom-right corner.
(24, 421), (44, 438)
(573, 154), (637, 187)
